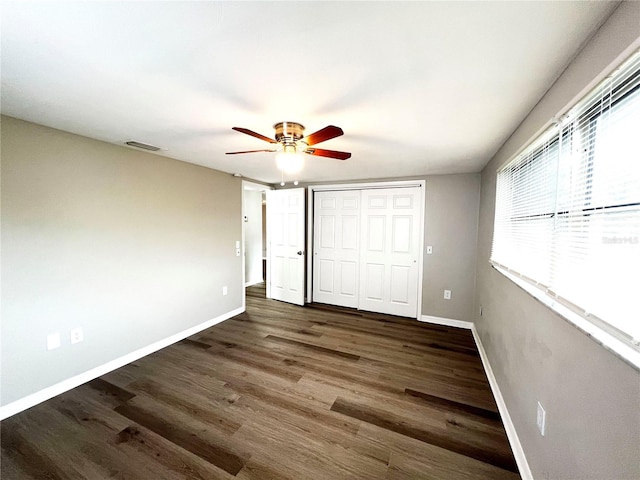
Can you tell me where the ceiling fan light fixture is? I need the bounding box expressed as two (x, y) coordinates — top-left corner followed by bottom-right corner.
(227, 122), (350, 182)
(276, 150), (304, 174)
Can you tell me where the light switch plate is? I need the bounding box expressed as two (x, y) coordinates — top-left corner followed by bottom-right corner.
(537, 401), (546, 436)
(47, 332), (61, 351)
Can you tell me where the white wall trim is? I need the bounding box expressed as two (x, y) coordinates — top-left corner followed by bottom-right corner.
(471, 324), (534, 480)
(420, 314), (473, 330)
(0, 306), (245, 421)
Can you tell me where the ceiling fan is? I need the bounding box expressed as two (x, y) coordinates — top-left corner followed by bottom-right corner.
(226, 122), (351, 160)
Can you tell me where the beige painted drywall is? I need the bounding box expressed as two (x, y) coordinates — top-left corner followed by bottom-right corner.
(422, 173), (480, 321)
(1, 115), (243, 406)
(474, 3), (640, 479)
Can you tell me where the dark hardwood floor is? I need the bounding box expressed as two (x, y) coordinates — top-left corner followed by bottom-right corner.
(1, 284), (520, 479)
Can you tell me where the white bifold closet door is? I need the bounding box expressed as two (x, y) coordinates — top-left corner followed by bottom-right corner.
(359, 187), (421, 317)
(313, 191), (361, 308)
(313, 187), (421, 317)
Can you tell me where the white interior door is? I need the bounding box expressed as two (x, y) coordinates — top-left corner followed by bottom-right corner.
(266, 188), (305, 306)
(313, 190), (360, 308)
(359, 187), (421, 317)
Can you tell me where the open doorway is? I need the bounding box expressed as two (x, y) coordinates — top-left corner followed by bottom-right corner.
(242, 181), (271, 299)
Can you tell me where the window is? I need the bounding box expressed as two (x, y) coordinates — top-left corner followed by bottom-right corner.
(492, 50), (640, 351)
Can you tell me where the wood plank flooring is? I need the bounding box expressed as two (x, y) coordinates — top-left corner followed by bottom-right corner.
(1, 284), (520, 479)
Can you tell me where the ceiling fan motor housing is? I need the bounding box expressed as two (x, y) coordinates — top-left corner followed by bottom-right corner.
(274, 122), (305, 143)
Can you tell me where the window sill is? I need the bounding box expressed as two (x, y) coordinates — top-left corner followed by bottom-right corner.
(493, 265), (640, 371)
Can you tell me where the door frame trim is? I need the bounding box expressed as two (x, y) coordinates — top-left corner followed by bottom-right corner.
(307, 180), (426, 319)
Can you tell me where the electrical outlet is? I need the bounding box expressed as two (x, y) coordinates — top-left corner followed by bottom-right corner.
(70, 327), (84, 344)
(47, 332), (61, 351)
(444, 289), (451, 300)
(537, 401), (546, 436)
(222, 286), (228, 296)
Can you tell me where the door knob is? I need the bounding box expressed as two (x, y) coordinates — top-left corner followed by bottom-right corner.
(297, 251), (304, 255)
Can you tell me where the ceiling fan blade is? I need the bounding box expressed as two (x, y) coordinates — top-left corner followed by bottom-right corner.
(232, 127), (277, 144)
(226, 149), (278, 155)
(305, 148), (351, 160)
(302, 125), (344, 146)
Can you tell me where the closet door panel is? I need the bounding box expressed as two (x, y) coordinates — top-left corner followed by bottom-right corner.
(359, 187), (421, 317)
(312, 191), (360, 308)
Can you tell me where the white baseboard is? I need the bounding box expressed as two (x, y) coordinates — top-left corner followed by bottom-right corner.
(420, 314), (474, 330)
(471, 324), (533, 480)
(244, 279), (264, 287)
(420, 313), (532, 478)
(0, 306), (245, 421)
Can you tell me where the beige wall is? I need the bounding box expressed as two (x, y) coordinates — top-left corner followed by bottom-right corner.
(474, 3), (640, 479)
(422, 173), (480, 321)
(1, 117), (483, 412)
(1, 116), (243, 406)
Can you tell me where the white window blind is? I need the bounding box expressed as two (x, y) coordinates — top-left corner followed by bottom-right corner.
(492, 50), (640, 348)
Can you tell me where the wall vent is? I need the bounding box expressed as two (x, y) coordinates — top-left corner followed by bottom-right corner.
(125, 140), (162, 152)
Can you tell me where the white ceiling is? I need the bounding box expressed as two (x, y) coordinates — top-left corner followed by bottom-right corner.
(1, 1), (618, 185)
